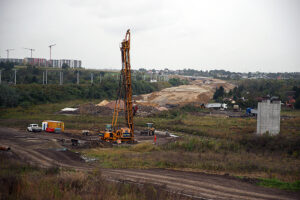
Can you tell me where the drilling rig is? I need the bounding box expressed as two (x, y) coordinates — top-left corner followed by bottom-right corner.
(99, 29), (135, 143)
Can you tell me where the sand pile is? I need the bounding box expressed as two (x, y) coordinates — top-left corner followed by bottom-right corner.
(96, 100), (110, 106)
(135, 78), (234, 107)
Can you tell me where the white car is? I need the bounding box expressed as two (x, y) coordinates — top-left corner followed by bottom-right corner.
(27, 124), (42, 132)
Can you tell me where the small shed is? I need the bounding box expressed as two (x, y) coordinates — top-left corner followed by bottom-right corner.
(42, 120), (64, 133)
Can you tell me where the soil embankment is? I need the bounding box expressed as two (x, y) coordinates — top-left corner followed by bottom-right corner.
(136, 78), (235, 107)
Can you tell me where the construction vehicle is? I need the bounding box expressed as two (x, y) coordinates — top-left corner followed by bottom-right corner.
(99, 30), (135, 143)
(140, 123), (155, 136)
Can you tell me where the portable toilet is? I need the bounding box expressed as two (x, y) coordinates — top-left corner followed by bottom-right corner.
(42, 121), (48, 131)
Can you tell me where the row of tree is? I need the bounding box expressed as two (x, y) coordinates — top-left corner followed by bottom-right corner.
(0, 79), (172, 108)
(213, 79), (300, 109)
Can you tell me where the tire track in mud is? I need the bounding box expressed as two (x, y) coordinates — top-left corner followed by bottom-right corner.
(103, 169), (295, 200)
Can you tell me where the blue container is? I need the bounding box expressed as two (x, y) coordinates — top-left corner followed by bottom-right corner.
(55, 128), (61, 133)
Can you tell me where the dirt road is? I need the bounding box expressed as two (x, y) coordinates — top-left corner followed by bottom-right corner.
(0, 127), (298, 200)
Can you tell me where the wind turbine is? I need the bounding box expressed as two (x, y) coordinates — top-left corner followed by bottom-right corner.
(24, 48), (35, 58)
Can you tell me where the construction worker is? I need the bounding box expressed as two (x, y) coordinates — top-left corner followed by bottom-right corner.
(133, 104), (138, 116)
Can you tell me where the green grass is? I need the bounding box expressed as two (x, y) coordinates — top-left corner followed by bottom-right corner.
(1, 101), (300, 183)
(0, 156), (181, 200)
(257, 178), (300, 191)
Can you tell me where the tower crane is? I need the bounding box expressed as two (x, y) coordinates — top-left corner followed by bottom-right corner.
(24, 48), (35, 58)
(99, 29), (135, 143)
(6, 49), (14, 59)
(49, 44), (56, 60)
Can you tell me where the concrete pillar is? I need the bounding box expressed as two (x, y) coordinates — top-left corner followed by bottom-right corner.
(14, 69), (17, 85)
(42, 71), (45, 85)
(59, 71), (63, 85)
(45, 70), (48, 85)
(77, 71), (79, 85)
(257, 100), (281, 135)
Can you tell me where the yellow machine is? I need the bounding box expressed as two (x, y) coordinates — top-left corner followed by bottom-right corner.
(140, 123), (155, 136)
(99, 30), (134, 143)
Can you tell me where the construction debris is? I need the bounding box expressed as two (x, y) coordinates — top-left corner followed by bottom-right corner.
(59, 107), (79, 114)
(61, 107), (78, 112)
(0, 146), (10, 151)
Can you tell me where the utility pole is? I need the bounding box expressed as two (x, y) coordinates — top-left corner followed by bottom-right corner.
(45, 70), (48, 84)
(6, 49), (14, 59)
(99, 73), (102, 84)
(0, 70), (2, 84)
(14, 69), (17, 85)
(60, 71), (63, 85)
(42, 71), (45, 85)
(48, 44), (56, 67)
(77, 71), (79, 85)
(91, 73), (93, 84)
(24, 48), (35, 58)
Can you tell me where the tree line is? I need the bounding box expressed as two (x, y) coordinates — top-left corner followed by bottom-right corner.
(0, 80), (172, 108)
(213, 79), (300, 109)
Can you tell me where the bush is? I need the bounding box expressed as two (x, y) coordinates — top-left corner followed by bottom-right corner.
(0, 78), (167, 108)
(0, 85), (19, 107)
(294, 97), (300, 109)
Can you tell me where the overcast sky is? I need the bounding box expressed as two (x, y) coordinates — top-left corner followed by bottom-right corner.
(0, 0), (299, 72)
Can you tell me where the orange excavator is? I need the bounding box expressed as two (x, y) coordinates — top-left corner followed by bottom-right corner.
(99, 29), (135, 143)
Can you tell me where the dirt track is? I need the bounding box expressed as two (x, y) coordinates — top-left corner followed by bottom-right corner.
(0, 127), (298, 200)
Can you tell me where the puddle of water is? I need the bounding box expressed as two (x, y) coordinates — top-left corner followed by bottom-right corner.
(51, 148), (68, 151)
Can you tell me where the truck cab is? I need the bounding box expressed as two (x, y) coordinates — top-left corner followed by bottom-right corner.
(27, 124), (42, 132)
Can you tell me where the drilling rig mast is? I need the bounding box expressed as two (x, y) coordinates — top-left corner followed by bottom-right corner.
(99, 29), (134, 143)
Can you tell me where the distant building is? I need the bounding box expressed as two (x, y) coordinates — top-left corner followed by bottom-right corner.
(59, 59), (81, 68)
(0, 58), (23, 65)
(50, 59), (60, 68)
(24, 57), (48, 67)
(0, 57), (82, 68)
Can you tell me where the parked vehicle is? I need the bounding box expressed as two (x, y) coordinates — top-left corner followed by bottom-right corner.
(27, 124), (42, 132)
(246, 108), (258, 116)
(140, 123), (155, 136)
(233, 104), (239, 111)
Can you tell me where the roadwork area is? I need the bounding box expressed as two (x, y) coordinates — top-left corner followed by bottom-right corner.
(0, 127), (298, 200)
(61, 78), (235, 117)
(136, 78), (235, 107)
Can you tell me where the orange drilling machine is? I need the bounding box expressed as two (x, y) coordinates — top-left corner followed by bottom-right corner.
(99, 29), (135, 143)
